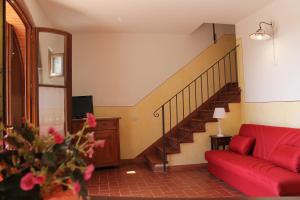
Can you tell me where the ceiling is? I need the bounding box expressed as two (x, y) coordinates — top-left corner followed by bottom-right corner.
(35, 0), (273, 34)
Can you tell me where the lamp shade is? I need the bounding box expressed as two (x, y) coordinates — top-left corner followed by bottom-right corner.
(213, 107), (226, 119)
(249, 29), (271, 41)
(249, 22), (273, 41)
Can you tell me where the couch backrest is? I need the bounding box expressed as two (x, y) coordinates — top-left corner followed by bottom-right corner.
(239, 124), (300, 161)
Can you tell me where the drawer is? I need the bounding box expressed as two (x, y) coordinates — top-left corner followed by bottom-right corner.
(96, 119), (118, 130)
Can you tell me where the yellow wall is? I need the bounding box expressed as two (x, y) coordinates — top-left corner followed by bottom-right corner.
(94, 35), (239, 160)
(236, 38), (300, 129)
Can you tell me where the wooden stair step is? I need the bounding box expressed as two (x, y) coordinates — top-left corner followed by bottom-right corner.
(176, 134), (194, 143)
(145, 153), (168, 172)
(169, 133), (194, 144)
(198, 109), (214, 113)
(202, 117), (218, 122)
(186, 119), (206, 132)
(224, 82), (238, 88)
(190, 118), (205, 122)
(198, 110), (214, 118)
(208, 101), (230, 112)
(166, 135), (180, 149)
(145, 153), (164, 165)
(177, 127), (195, 142)
(186, 126), (206, 132)
(209, 100), (229, 105)
(221, 90), (241, 95)
(218, 94), (240, 102)
(190, 116), (217, 123)
(222, 87), (239, 93)
(178, 127), (193, 133)
(214, 100), (229, 104)
(156, 144), (180, 155)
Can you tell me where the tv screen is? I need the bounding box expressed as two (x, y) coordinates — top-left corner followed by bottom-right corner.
(72, 96), (94, 119)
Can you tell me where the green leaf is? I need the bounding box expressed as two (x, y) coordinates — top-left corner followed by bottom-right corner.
(71, 169), (88, 199)
(6, 137), (23, 149)
(41, 152), (57, 169)
(20, 128), (36, 143)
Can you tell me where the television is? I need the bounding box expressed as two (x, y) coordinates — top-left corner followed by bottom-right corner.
(72, 95), (94, 119)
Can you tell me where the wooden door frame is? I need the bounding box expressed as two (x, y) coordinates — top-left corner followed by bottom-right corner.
(5, 0), (72, 132)
(33, 27), (72, 133)
(5, 23), (25, 127)
(6, 0), (35, 124)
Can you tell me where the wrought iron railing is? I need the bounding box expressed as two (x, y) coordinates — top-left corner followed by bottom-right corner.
(153, 46), (239, 172)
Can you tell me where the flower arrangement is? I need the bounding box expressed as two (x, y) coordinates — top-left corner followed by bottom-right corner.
(0, 113), (104, 200)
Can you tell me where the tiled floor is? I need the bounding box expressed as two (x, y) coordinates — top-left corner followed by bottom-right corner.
(88, 164), (243, 198)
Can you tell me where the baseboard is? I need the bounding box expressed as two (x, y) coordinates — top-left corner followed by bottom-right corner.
(120, 159), (207, 172)
(168, 163), (207, 171)
(120, 157), (146, 165)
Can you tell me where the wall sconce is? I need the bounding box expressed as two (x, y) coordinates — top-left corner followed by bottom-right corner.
(249, 21), (273, 41)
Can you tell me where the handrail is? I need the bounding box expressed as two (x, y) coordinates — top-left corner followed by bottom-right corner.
(153, 45), (239, 117)
(153, 45), (239, 172)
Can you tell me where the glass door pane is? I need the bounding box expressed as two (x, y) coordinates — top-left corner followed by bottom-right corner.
(35, 28), (71, 134)
(38, 87), (65, 136)
(38, 32), (65, 86)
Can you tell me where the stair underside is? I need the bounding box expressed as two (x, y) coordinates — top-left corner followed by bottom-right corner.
(143, 82), (241, 171)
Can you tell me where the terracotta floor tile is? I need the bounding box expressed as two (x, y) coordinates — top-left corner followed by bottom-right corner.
(88, 164), (244, 198)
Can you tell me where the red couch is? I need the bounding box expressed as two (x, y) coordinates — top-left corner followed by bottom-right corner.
(205, 124), (300, 196)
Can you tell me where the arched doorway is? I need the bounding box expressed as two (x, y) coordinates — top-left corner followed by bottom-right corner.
(5, 0), (34, 129)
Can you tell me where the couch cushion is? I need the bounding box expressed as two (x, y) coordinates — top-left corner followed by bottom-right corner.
(229, 135), (255, 155)
(271, 144), (300, 173)
(205, 150), (300, 195)
(239, 124), (300, 161)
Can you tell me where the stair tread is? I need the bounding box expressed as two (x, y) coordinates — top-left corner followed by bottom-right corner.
(156, 145), (180, 154)
(199, 109), (214, 112)
(221, 90), (241, 94)
(202, 118), (218, 122)
(176, 136), (194, 143)
(167, 134), (194, 143)
(190, 118), (205, 122)
(212, 100), (229, 103)
(178, 127), (193, 132)
(145, 153), (164, 165)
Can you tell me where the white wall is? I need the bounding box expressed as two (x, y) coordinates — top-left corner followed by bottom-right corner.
(72, 23), (235, 106)
(236, 0), (300, 102)
(24, 0), (54, 27)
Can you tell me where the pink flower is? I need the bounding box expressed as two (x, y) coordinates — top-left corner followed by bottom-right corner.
(48, 127), (65, 144)
(94, 140), (105, 148)
(87, 132), (95, 142)
(84, 164), (95, 181)
(34, 175), (46, 185)
(20, 172), (36, 191)
(86, 113), (97, 128)
(87, 147), (94, 158)
(48, 127), (56, 134)
(73, 181), (81, 194)
(53, 133), (64, 144)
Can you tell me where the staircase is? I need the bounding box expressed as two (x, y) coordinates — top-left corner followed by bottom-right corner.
(142, 46), (241, 172)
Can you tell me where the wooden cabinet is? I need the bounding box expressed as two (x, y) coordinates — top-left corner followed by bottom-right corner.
(71, 118), (120, 168)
